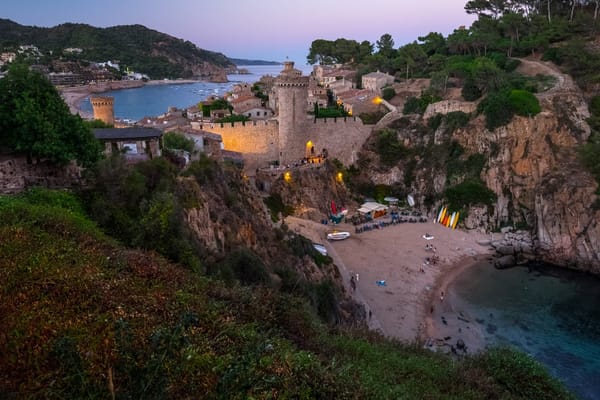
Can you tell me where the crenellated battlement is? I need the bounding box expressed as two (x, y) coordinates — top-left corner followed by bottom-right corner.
(195, 119), (279, 131)
(311, 116), (362, 125)
(90, 97), (114, 107)
(276, 82), (308, 87)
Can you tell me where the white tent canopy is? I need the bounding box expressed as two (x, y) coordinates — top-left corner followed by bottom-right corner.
(357, 201), (388, 215)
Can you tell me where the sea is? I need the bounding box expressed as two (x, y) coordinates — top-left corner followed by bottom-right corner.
(449, 261), (600, 400)
(78, 64), (313, 121)
(78, 63), (600, 399)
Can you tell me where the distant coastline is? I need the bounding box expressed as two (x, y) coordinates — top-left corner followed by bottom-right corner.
(230, 58), (282, 66)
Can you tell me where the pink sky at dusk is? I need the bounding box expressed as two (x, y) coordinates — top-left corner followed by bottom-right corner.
(3, 0), (476, 65)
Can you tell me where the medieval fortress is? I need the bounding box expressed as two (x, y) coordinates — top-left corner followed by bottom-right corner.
(86, 61), (475, 174)
(196, 62), (372, 173)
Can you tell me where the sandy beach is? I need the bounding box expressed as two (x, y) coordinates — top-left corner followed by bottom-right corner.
(286, 216), (495, 354)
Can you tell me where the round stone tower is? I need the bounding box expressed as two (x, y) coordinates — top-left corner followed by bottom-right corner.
(90, 96), (115, 126)
(274, 61), (309, 165)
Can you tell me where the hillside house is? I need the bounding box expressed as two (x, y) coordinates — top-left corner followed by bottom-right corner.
(230, 94), (262, 113)
(362, 71), (394, 93)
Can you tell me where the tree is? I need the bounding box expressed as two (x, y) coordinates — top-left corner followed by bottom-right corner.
(500, 12), (527, 56)
(465, 0), (508, 18)
(163, 132), (196, 153)
(393, 41), (427, 79)
(307, 39), (334, 65)
(376, 33), (395, 58)
(447, 28), (472, 55)
(418, 32), (447, 56)
(0, 64), (102, 167)
(357, 40), (374, 63)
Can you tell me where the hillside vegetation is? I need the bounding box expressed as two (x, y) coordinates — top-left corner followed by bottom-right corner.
(0, 188), (575, 399)
(0, 19), (234, 79)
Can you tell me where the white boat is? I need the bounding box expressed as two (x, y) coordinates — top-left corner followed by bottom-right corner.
(312, 243), (328, 256)
(327, 231), (351, 241)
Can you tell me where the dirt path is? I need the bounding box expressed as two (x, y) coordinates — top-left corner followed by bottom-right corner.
(515, 57), (577, 100)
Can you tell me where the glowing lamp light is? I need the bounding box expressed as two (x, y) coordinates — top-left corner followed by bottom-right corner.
(284, 171), (292, 183)
(336, 172), (343, 182)
(373, 97), (383, 105)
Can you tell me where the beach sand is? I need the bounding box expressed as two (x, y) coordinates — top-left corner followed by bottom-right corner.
(286, 216), (494, 354)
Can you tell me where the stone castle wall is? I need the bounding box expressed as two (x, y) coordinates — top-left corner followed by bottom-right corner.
(0, 157), (82, 194)
(423, 100), (477, 119)
(303, 117), (371, 166)
(198, 121), (280, 172)
(199, 116), (372, 172)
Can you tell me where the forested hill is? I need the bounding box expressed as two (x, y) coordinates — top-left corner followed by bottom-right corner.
(0, 19), (235, 80)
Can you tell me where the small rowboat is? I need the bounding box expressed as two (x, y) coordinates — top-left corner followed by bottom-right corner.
(312, 243), (328, 256)
(327, 231), (351, 241)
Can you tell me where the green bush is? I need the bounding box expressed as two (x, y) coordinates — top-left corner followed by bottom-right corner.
(478, 90), (514, 130)
(445, 111), (470, 132)
(428, 114), (443, 130)
(382, 86), (396, 101)
(462, 77), (482, 101)
(376, 128), (409, 166)
(579, 132), (600, 194)
(509, 89), (541, 117)
(163, 131), (196, 152)
(184, 154), (218, 184)
(445, 179), (497, 210)
(216, 114), (250, 123)
(264, 193), (293, 222)
(589, 95), (600, 116)
(220, 248), (271, 286)
(358, 111), (386, 124)
(470, 348), (575, 400)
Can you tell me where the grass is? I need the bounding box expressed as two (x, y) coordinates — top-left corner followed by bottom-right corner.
(0, 189), (575, 399)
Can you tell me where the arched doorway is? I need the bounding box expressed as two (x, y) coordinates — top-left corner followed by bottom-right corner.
(305, 140), (315, 159)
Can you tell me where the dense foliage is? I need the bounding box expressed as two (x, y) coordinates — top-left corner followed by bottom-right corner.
(0, 64), (102, 166)
(0, 19), (234, 79)
(580, 95), (600, 193)
(376, 128), (410, 165)
(163, 131), (196, 153)
(0, 189), (575, 399)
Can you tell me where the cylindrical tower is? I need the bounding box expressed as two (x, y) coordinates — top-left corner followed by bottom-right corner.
(274, 61), (308, 166)
(90, 96), (115, 126)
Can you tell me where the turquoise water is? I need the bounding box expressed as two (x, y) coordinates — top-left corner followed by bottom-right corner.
(450, 261), (600, 400)
(78, 64), (313, 121)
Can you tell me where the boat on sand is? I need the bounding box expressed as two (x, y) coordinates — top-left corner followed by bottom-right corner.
(312, 243), (328, 255)
(327, 231), (351, 241)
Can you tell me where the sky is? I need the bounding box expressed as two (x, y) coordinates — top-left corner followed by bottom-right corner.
(3, 0), (476, 65)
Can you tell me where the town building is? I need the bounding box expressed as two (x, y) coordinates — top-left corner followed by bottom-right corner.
(362, 71), (395, 94)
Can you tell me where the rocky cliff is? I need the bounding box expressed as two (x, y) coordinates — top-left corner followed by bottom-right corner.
(177, 164), (363, 323)
(357, 59), (600, 273)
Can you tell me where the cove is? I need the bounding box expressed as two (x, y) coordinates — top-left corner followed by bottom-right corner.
(78, 64), (313, 121)
(449, 261), (600, 400)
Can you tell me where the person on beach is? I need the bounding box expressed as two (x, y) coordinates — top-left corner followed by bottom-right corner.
(440, 291), (444, 302)
(350, 275), (356, 291)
